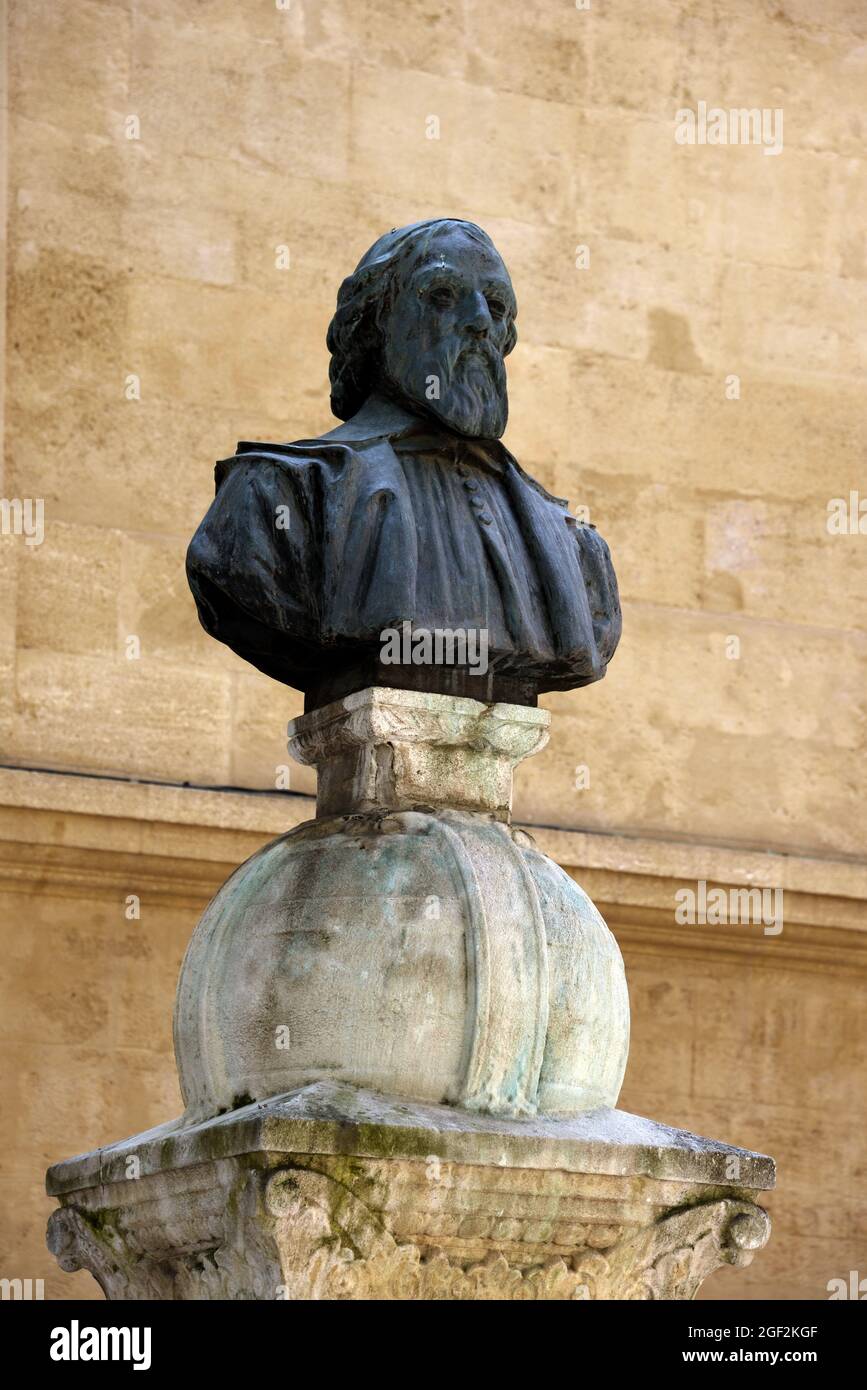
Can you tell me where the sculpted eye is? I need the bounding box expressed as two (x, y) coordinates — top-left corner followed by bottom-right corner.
(428, 285), (455, 308)
(486, 296), (507, 320)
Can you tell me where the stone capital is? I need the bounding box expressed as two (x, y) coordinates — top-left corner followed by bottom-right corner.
(287, 686), (551, 821)
(46, 1082), (773, 1302)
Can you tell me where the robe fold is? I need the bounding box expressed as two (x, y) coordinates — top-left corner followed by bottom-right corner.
(187, 407), (622, 709)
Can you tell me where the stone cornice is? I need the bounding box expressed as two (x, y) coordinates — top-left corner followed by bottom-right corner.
(1, 767), (865, 972)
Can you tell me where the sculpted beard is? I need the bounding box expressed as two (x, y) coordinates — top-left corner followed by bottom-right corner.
(387, 336), (508, 440)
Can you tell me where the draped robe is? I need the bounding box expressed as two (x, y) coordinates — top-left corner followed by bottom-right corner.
(187, 400), (622, 710)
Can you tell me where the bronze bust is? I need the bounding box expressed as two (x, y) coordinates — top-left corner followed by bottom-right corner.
(187, 218), (621, 711)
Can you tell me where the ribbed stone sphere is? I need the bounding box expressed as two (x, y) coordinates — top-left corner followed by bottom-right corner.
(174, 809), (629, 1122)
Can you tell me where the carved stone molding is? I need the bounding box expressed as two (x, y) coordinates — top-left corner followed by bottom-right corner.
(264, 1167), (770, 1301)
(287, 686), (550, 821)
(47, 1163), (770, 1302)
(46, 1083), (774, 1301)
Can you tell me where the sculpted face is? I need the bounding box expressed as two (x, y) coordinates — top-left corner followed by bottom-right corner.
(379, 226), (516, 440)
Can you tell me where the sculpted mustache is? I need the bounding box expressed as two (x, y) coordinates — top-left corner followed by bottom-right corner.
(443, 340), (504, 376)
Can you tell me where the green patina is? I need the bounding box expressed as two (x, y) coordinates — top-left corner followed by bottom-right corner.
(72, 1204), (123, 1251)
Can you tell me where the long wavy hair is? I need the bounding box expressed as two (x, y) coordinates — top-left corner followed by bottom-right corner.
(326, 218), (518, 421)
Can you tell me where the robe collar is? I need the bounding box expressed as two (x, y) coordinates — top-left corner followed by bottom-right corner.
(237, 393), (568, 508)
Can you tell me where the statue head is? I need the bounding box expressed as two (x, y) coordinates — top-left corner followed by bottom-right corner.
(327, 218), (518, 440)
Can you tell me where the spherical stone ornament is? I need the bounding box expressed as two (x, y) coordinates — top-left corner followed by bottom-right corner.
(174, 809), (630, 1122)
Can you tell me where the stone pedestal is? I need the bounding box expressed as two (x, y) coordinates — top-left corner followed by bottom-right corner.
(46, 688), (775, 1298)
(47, 1082), (773, 1301)
(173, 688), (630, 1120)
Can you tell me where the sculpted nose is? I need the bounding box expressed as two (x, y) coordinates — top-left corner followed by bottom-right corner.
(465, 291), (492, 338)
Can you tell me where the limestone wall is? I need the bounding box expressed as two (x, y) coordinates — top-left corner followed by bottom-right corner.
(1, 0), (864, 1301)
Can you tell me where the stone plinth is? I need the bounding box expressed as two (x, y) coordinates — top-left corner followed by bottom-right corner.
(46, 1082), (773, 1301)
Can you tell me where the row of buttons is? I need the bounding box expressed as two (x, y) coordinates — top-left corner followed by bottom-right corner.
(456, 460), (493, 525)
